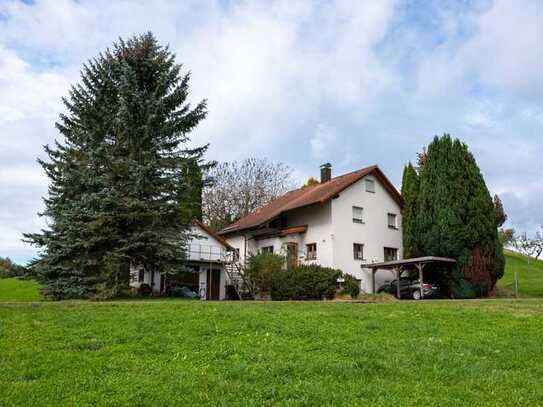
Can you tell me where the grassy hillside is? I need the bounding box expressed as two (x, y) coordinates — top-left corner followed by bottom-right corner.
(497, 250), (543, 298)
(0, 278), (42, 301)
(1, 300), (542, 405)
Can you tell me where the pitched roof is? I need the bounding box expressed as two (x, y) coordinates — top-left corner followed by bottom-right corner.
(219, 165), (403, 236)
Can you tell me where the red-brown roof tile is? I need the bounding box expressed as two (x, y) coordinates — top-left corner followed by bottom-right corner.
(218, 165), (402, 235)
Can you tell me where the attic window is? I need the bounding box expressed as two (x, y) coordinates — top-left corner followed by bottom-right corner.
(365, 179), (375, 193)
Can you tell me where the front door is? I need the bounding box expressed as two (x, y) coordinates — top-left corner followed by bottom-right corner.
(206, 268), (221, 300)
(287, 242), (298, 268)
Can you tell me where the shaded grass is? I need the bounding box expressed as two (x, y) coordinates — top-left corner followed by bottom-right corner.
(1, 300), (542, 405)
(497, 250), (543, 298)
(0, 278), (42, 301)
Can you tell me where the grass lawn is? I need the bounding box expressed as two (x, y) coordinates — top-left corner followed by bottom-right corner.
(0, 277), (42, 301)
(498, 250), (543, 298)
(1, 300), (542, 405)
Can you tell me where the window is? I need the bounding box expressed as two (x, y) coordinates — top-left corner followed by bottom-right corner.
(261, 246), (273, 254)
(306, 243), (317, 260)
(233, 248), (240, 261)
(365, 178), (375, 193)
(353, 243), (364, 260)
(138, 269), (145, 283)
(388, 213), (398, 229)
(384, 247), (398, 262)
(352, 206), (364, 223)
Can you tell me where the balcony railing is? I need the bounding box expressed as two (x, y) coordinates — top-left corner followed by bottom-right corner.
(186, 244), (229, 262)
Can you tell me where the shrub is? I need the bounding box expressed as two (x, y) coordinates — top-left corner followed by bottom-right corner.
(343, 273), (360, 298)
(270, 264), (341, 300)
(246, 253), (285, 293)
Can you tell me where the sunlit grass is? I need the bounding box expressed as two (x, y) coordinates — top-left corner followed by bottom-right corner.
(1, 300), (542, 405)
(0, 278), (42, 301)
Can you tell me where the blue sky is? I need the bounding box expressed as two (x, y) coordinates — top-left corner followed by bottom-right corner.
(1, 0), (543, 264)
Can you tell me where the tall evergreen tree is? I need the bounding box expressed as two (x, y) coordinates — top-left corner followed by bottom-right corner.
(401, 162), (419, 259)
(414, 134), (504, 297)
(25, 33), (209, 298)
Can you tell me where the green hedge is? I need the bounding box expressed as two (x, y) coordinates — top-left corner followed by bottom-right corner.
(270, 264), (341, 300)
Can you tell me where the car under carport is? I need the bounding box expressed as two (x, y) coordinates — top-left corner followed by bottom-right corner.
(362, 256), (457, 299)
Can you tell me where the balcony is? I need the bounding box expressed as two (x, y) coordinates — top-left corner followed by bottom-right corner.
(186, 243), (229, 263)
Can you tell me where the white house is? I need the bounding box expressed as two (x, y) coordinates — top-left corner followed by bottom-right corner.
(129, 220), (233, 300)
(218, 164), (404, 293)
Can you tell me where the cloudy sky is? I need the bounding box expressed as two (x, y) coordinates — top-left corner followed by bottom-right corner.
(1, 0), (542, 264)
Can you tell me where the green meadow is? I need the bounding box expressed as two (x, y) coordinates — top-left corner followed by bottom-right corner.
(1, 251), (542, 405)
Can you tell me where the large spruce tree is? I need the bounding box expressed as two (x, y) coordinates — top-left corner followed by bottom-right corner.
(412, 134), (504, 297)
(25, 33), (209, 298)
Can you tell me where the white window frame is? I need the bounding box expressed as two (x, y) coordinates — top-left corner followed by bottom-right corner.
(261, 246), (274, 254)
(352, 206), (364, 223)
(306, 243), (317, 260)
(387, 213), (398, 229)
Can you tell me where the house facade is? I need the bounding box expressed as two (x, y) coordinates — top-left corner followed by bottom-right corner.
(219, 164), (403, 293)
(129, 220), (232, 300)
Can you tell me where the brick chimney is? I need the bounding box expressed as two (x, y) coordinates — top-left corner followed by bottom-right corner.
(320, 163), (332, 183)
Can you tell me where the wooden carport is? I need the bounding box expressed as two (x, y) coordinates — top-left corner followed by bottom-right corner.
(362, 256), (457, 299)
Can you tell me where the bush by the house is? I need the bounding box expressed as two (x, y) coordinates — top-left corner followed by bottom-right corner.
(343, 273), (360, 298)
(246, 253), (285, 293)
(270, 264), (341, 300)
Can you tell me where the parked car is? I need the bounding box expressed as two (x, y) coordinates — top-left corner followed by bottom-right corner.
(168, 285), (200, 299)
(378, 277), (440, 300)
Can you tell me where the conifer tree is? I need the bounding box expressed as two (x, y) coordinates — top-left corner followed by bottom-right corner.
(401, 162), (419, 259)
(25, 33), (209, 298)
(414, 134), (504, 297)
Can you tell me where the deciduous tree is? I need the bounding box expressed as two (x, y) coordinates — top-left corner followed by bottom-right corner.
(202, 158), (294, 231)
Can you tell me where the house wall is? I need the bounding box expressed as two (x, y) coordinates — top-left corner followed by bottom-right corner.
(224, 202), (333, 266)
(222, 174), (403, 294)
(331, 174), (402, 292)
(129, 223), (229, 299)
(129, 266), (162, 293)
(187, 225), (228, 262)
(286, 202), (333, 267)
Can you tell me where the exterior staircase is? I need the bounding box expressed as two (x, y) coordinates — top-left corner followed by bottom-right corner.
(224, 259), (255, 300)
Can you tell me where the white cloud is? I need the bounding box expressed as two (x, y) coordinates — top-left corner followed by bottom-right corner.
(310, 124), (337, 160)
(1, 0), (543, 262)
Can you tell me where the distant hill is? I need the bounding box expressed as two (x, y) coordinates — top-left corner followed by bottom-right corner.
(497, 250), (543, 298)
